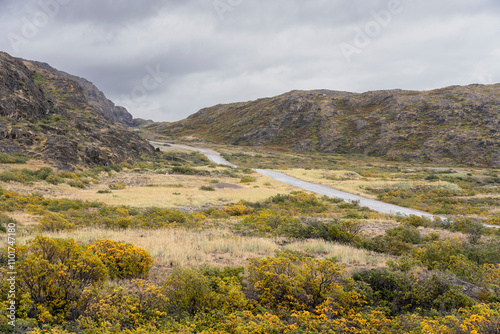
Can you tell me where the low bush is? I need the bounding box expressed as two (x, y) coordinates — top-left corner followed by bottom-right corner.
(0, 214), (16, 233)
(357, 224), (423, 256)
(109, 183), (126, 190)
(277, 219), (361, 243)
(223, 203), (254, 216)
(485, 217), (500, 226)
(172, 165), (210, 176)
(10, 236), (107, 325)
(359, 235), (414, 256)
(399, 214), (432, 227)
(267, 192), (329, 214)
(38, 212), (75, 232)
(0, 168), (36, 182)
(458, 219), (485, 244)
(68, 180), (86, 188)
(163, 266), (247, 317)
(89, 239), (154, 279)
(0, 153), (29, 164)
(386, 224), (422, 244)
(353, 269), (475, 315)
(246, 251), (359, 315)
(240, 176), (256, 183)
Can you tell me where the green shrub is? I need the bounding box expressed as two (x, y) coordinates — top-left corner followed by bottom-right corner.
(45, 174), (63, 185)
(200, 185), (216, 191)
(34, 167), (54, 180)
(240, 176), (257, 183)
(68, 180), (86, 188)
(386, 255), (418, 272)
(400, 215), (431, 227)
(414, 240), (484, 283)
(110, 164), (124, 172)
(0, 214), (16, 233)
(359, 235), (414, 255)
(386, 224), (422, 244)
(267, 192), (329, 214)
(0, 153), (29, 164)
(163, 266), (247, 317)
(353, 269), (474, 315)
(143, 208), (186, 223)
(46, 198), (99, 212)
(0, 168), (36, 182)
(171, 165), (209, 176)
(460, 219), (485, 244)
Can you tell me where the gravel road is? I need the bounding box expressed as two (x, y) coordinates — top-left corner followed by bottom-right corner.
(151, 141), (500, 227)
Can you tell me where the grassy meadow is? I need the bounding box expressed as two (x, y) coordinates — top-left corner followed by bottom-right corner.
(1, 145), (500, 333)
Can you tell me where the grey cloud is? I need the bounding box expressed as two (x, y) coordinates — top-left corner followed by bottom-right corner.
(0, 0), (499, 121)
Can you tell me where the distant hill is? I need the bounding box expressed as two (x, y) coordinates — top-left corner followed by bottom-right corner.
(0, 51), (155, 169)
(150, 86), (500, 167)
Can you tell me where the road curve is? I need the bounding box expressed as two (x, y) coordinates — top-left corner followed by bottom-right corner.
(255, 169), (441, 219)
(151, 141), (500, 227)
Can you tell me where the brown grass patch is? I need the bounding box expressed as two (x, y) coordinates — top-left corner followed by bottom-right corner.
(25, 228), (390, 278)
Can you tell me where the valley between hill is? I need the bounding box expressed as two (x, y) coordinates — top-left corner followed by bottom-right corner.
(1, 51), (500, 333)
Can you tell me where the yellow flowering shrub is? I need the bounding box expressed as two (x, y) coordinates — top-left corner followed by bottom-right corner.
(247, 251), (356, 315)
(38, 212), (75, 232)
(223, 203), (254, 216)
(89, 239), (154, 279)
(7, 236), (107, 326)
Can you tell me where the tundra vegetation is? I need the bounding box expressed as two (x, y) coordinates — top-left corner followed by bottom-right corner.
(0, 146), (499, 333)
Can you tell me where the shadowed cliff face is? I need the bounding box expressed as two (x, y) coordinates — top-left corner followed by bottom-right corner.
(151, 86), (500, 167)
(0, 53), (51, 122)
(0, 51), (155, 170)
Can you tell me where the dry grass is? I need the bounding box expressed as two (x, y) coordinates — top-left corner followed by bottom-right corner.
(0, 169), (297, 209)
(0, 159), (54, 172)
(279, 168), (463, 198)
(4, 211), (40, 228)
(71, 171), (295, 209)
(24, 228), (390, 275)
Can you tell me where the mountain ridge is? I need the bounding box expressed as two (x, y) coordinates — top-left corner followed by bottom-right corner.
(22, 59), (136, 126)
(0, 51), (155, 169)
(150, 84), (500, 167)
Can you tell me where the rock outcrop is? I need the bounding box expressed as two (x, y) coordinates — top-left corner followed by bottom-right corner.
(24, 59), (135, 126)
(0, 51), (155, 169)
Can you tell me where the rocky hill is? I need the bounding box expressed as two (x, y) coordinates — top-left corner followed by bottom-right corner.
(151, 86), (500, 167)
(24, 60), (135, 126)
(0, 51), (155, 169)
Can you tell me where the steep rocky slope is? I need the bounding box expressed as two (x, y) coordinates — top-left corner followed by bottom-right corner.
(25, 60), (135, 126)
(0, 51), (155, 169)
(152, 86), (500, 167)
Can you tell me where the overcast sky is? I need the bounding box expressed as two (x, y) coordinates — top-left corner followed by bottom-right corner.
(1, 0), (499, 122)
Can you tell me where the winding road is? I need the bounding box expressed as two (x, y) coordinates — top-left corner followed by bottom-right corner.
(151, 141), (500, 227)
